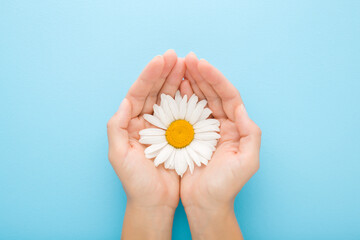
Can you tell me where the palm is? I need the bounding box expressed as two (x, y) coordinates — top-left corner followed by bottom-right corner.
(181, 118), (242, 207)
(108, 51), (260, 213)
(107, 50), (185, 209)
(180, 53), (261, 208)
(122, 116), (179, 208)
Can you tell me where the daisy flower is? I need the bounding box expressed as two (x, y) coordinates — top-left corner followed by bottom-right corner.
(139, 91), (221, 176)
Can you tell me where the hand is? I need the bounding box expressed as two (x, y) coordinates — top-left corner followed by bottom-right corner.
(107, 50), (185, 239)
(180, 52), (262, 239)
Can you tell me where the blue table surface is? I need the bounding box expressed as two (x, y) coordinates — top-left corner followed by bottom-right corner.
(1, 0), (359, 239)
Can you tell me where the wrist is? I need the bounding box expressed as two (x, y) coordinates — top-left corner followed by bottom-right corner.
(126, 200), (176, 219)
(184, 202), (243, 240)
(122, 201), (175, 240)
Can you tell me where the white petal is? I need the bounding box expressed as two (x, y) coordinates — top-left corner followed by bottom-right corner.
(186, 145), (202, 167)
(178, 95), (188, 119)
(183, 148), (194, 174)
(164, 150), (176, 169)
(144, 142), (168, 155)
(143, 114), (167, 129)
(198, 154), (209, 165)
(167, 95), (180, 119)
(153, 104), (171, 127)
(139, 135), (166, 145)
(139, 128), (166, 136)
(161, 94), (175, 122)
(193, 119), (220, 130)
(175, 149), (188, 176)
(152, 104), (160, 119)
(185, 94), (198, 121)
(169, 151), (176, 169)
(154, 145), (174, 167)
(190, 140), (213, 160)
(145, 151), (161, 159)
(175, 90), (182, 107)
(195, 132), (221, 141)
(195, 124), (220, 133)
(201, 141), (216, 151)
(160, 95), (165, 109)
(203, 139), (218, 147)
(189, 100), (207, 125)
(198, 108), (212, 121)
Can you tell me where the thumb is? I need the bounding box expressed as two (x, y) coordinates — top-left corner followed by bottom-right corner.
(235, 104), (262, 153)
(107, 98), (132, 158)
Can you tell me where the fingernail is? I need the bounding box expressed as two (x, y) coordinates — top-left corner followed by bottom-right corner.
(153, 55), (163, 61)
(199, 58), (208, 63)
(188, 51), (197, 57)
(239, 104), (248, 116)
(118, 98), (126, 111)
(240, 104), (245, 111)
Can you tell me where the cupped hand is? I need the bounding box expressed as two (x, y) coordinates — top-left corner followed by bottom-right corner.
(107, 50), (186, 239)
(180, 52), (262, 238)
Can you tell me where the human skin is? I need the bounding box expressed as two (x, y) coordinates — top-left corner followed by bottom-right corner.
(179, 52), (262, 240)
(107, 50), (261, 240)
(107, 49), (184, 239)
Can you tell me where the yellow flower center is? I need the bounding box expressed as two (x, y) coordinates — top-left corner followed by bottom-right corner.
(165, 120), (194, 148)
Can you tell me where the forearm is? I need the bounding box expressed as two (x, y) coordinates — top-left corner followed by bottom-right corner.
(122, 202), (175, 240)
(185, 204), (243, 240)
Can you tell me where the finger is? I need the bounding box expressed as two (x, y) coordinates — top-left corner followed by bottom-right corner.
(235, 104), (262, 154)
(158, 57), (186, 99)
(107, 98), (132, 159)
(198, 59), (243, 121)
(126, 55), (164, 117)
(179, 79), (194, 97)
(185, 52), (226, 119)
(184, 69), (205, 99)
(142, 49), (178, 114)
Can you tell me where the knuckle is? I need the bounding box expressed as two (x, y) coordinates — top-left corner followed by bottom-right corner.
(108, 150), (115, 163)
(254, 125), (262, 137)
(107, 116), (116, 129)
(106, 120), (112, 129)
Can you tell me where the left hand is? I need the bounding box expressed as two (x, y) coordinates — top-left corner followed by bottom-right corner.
(179, 52), (262, 239)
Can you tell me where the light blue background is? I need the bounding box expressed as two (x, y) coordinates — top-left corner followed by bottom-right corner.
(1, 0), (359, 239)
